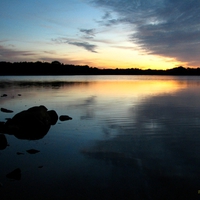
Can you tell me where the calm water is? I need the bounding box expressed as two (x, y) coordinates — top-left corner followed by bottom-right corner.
(1, 75), (200, 199)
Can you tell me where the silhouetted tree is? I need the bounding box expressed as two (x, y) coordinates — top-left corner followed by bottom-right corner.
(51, 61), (61, 65)
(0, 62), (200, 75)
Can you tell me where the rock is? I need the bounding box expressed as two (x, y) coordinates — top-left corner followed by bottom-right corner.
(1, 94), (7, 97)
(26, 149), (40, 154)
(59, 115), (72, 121)
(1, 108), (13, 113)
(48, 110), (58, 125)
(5, 118), (11, 120)
(6, 168), (21, 180)
(0, 122), (5, 133)
(16, 152), (24, 155)
(0, 134), (7, 150)
(4, 105), (58, 140)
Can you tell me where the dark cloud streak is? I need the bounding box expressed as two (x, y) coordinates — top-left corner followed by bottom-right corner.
(0, 45), (36, 59)
(52, 36), (98, 53)
(67, 41), (98, 53)
(79, 28), (96, 40)
(80, 28), (95, 36)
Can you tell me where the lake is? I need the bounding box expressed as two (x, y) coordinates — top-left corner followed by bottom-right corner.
(0, 75), (200, 199)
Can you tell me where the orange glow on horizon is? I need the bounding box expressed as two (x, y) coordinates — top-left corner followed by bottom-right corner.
(88, 80), (185, 97)
(60, 79), (187, 100)
(61, 47), (187, 70)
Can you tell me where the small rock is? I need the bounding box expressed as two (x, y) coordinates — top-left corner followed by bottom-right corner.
(38, 166), (43, 168)
(0, 122), (5, 133)
(16, 152), (24, 155)
(5, 118), (11, 121)
(6, 168), (21, 180)
(26, 149), (40, 154)
(18, 94), (21, 96)
(59, 115), (72, 121)
(1, 108), (13, 113)
(0, 134), (7, 150)
(1, 94), (7, 97)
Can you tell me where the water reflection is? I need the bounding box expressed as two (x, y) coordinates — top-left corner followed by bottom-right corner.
(1, 76), (200, 199)
(0, 80), (90, 89)
(81, 84), (200, 199)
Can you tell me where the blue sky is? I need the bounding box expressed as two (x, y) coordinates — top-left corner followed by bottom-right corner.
(0, 0), (200, 69)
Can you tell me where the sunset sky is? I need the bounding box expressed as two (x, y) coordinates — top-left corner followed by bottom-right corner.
(0, 0), (200, 69)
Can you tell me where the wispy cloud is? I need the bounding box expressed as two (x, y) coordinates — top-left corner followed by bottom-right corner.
(95, 11), (122, 27)
(52, 37), (98, 53)
(68, 41), (98, 53)
(89, 0), (200, 67)
(80, 29), (95, 36)
(0, 45), (70, 64)
(102, 11), (111, 20)
(79, 28), (96, 40)
(0, 45), (36, 60)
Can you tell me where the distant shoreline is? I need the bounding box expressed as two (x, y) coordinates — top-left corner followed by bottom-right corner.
(1, 61), (200, 76)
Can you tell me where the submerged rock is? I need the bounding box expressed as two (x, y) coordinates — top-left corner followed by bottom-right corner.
(26, 149), (40, 154)
(4, 105), (58, 140)
(6, 168), (21, 180)
(1, 108), (13, 113)
(0, 122), (5, 132)
(16, 152), (24, 155)
(59, 115), (72, 121)
(0, 134), (7, 150)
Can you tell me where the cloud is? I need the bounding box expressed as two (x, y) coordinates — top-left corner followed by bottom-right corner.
(89, 0), (200, 67)
(52, 37), (98, 53)
(0, 45), (75, 64)
(67, 41), (98, 53)
(102, 11), (111, 20)
(79, 28), (96, 40)
(80, 28), (95, 36)
(0, 45), (36, 60)
(95, 11), (122, 27)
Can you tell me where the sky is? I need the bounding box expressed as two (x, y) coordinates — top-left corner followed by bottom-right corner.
(0, 0), (200, 70)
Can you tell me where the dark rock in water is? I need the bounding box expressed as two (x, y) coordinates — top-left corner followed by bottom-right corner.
(59, 115), (72, 121)
(1, 94), (7, 97)
(0, 122), (5, 132)
(0, 134), (7, 150)
(1, 108), (13, 113)
(48, 110), (58, 125)
(38, 165), (43, 168)
(4, 105), (58, 140)
(26, 149), (40, 154)
(16, 152), (24, 155)
(18, 94), (21, 96)
(6, 168), (21, 180)
(5, 118), (11, 120)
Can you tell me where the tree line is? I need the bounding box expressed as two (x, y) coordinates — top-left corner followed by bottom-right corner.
(1, 61), (200, 75)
